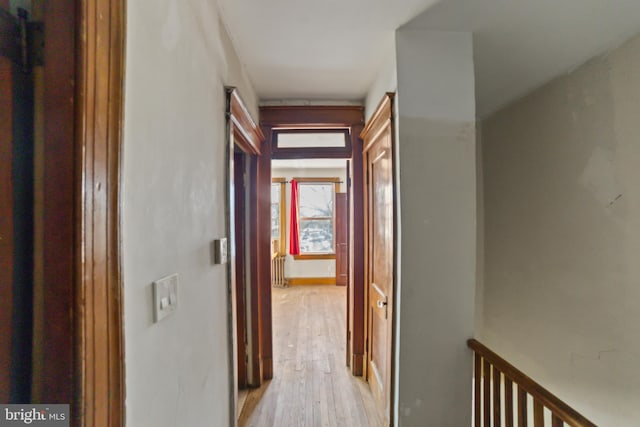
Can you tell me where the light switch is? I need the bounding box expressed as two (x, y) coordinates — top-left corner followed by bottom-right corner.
(213, 238), (228, 264)
(153, 273), (178, 322)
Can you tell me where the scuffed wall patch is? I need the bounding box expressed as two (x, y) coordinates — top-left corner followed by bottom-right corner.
(579, 147), (621, 207)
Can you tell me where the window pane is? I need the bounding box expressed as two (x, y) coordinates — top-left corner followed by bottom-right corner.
(299, 184), (333, 218)
(278, 132), (346, 148)
(271, 183), (280, 200)
(300, 219), (333, 253)
(271, 203), (279, 239)
(271, 183), (280, 240)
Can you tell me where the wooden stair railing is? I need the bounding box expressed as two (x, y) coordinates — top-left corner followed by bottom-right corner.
(468, 339), (597, 427)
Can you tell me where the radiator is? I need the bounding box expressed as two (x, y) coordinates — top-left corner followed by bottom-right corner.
(271, 254), (287, 287)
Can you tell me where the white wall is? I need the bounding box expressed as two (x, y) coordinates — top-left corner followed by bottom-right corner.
(482, 33), (640, 426)
(122, 1), (257, 425)
(394, 29), (476, 427)
(272, 165), (347, 279)
(364, 41), (397, 122)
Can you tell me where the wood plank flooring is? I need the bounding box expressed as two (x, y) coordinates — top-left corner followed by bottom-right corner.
(239, 285), (382, 427)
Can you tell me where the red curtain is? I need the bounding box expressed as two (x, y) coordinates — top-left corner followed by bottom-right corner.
(289, 179), (301, 255)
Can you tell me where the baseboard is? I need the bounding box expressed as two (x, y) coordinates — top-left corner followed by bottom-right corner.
(262, 356), (273, 380)
(287, 277), (336, 286)
(351, 353), (364, 376)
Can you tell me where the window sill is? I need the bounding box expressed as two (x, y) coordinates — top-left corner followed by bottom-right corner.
(293, 253), (336, 260)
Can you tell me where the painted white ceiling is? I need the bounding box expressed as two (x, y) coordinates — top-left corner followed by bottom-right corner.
(217, 0), (640, 117)
(216, 0), (437, 101)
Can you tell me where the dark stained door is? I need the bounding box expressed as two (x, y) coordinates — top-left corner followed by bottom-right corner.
(0, 3), (34, 403)
(362, 94), (395, 424)
(335, 193), (348, 286)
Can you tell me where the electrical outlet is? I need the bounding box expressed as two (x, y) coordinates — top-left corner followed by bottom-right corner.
(152, 273), (178, 322)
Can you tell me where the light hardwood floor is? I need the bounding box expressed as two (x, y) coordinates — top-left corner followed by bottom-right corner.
(239, 285), (382, 427)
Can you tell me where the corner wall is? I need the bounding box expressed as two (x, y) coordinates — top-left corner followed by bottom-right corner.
(482, 33), (640, 426)
(122, 1), (258, 425)
(394, 29), (476, 426)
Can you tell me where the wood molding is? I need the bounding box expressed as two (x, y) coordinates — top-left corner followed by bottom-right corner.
(350, 125), (365, 377)
(74, 0), (125, 425)
(228, 88), (264, 155)
(287, 277), (337, 286)
(351, 353), (364, 377)
(32, 0), (77, 406)
(293, 254), (336, 260)
(257, 135), (273, 382)
(259, 105), (365, 380)
(226, 90), (269, 404)
(361, 93), (394, 152)
(0, 55), (14, 403)
(260, 105), (364, 127)
(293, 177), (341, 183)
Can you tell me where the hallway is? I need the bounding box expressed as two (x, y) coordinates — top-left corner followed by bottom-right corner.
(239, 285), (382, 427)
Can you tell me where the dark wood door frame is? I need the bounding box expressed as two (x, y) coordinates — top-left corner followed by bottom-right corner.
(233, 150), (248, 390)
(225, 88), (265, 422)
(259, 106), (366, 376)
(0, 3), (33, 403)
(0, 0), (128, 425)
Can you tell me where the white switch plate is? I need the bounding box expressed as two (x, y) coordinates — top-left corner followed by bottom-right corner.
(153, 273), (178, 322)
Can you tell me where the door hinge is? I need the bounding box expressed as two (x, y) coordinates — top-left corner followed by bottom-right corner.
(26, 19), (44, 70)
(0, 7), (40, 71)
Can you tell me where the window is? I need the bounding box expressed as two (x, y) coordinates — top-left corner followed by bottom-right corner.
(277, 132), (346, 148)
(272, 129), (351, 158)
(295, 178), (339, 259)
(271, 178), (286, 255)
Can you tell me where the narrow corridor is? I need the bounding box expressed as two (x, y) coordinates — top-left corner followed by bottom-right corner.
(239, 285), (382, 427)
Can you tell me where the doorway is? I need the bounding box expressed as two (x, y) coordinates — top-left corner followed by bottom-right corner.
(259, 105), (367, 379)
(361, 93), (396, 425)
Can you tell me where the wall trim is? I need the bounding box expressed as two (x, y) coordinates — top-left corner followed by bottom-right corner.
(74, 0), (126, 425)
(287, 277), (336, 286)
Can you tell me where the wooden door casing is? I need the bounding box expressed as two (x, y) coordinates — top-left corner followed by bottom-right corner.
(234, 150), (248, 389)
(1, 4), (36, 404)
(362, 93), (396, 425)
(0, 40), (15, 405)
(335, 193), (349, 287)
(260, 106), (366, 376)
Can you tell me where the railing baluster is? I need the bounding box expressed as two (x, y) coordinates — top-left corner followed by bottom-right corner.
(552, 414), (564, 427)
(533, 398), (543, 427)
(484, 359), (491, 427)
(468, 339), (597, 427)
(505, 377), (514, 427)
(493, 367), (502, 427)
(475, 354), (482, 427)
(517, 386), (527, 427)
